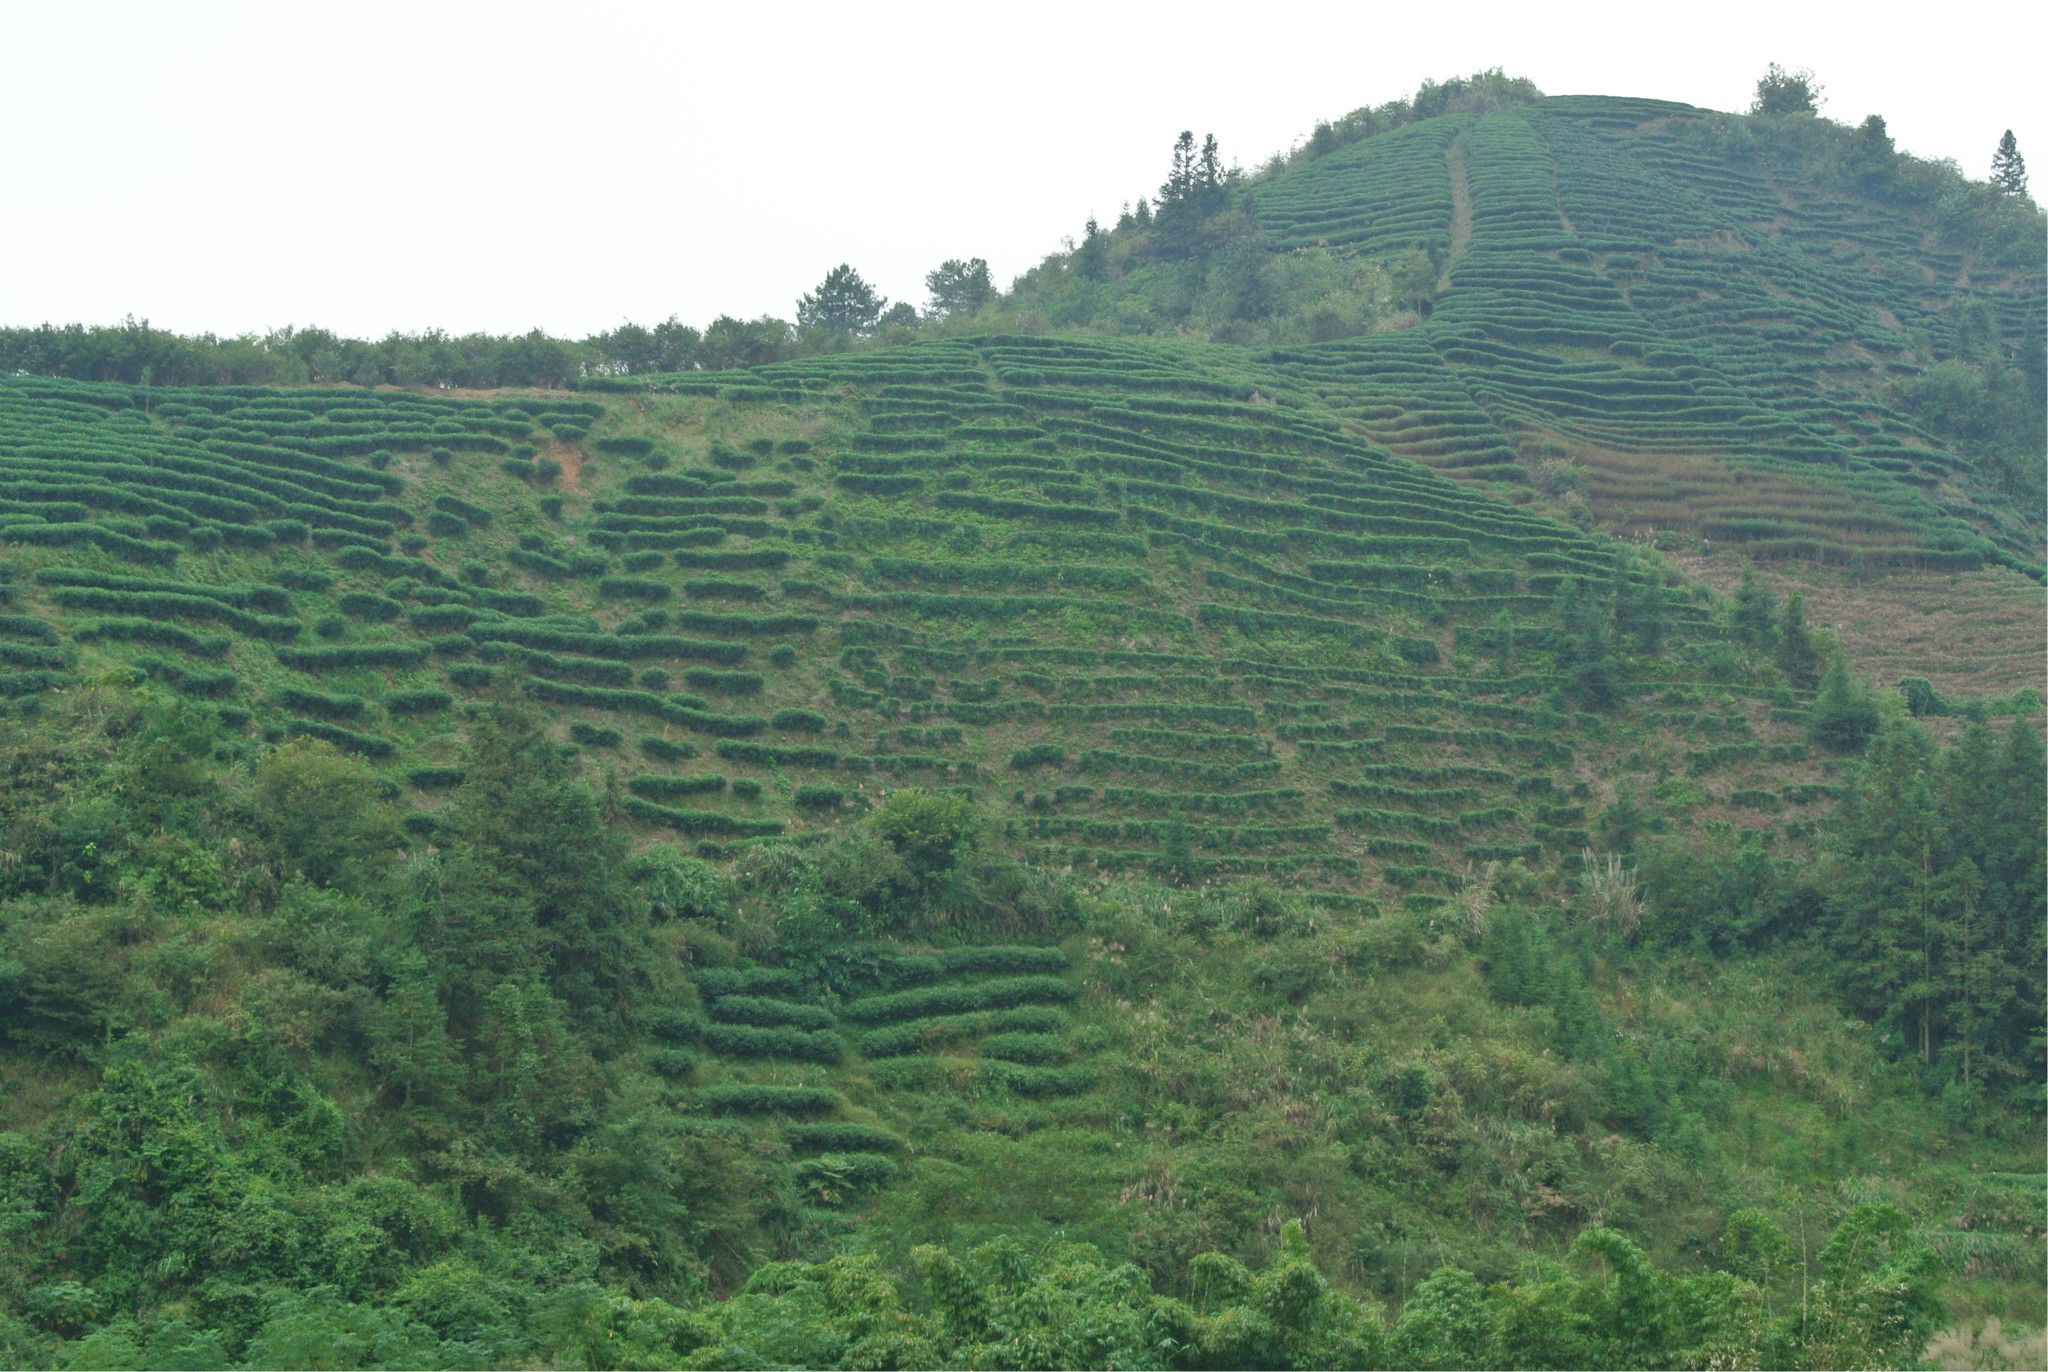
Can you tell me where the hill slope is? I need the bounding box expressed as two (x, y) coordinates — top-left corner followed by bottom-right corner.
(0, 87), (2042, 1372)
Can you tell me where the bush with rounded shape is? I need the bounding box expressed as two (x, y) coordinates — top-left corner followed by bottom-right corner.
(872, 789), (977, 876)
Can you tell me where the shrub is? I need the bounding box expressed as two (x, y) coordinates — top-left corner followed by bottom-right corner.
(942, 945), (1069, 975)
(284, 719), (395, 757)
(684, 668), (766, 696)
(337, 592), (404, 622)
(600, 576), (672, 602)
(691, 1084), (838, 1114)
(276, 643), (432, 670)
(784, 1122), (905, 1153)
(699, 1024), (844, 1063)
(569, 721), (624, 747)
(707, 996), (835, 1031)
(387, 689), (454, 715)
(447, 663), (498, 689)
(771, 709), (827, 734)
(407, 766), (464, 789)
(792, 1152), (899, 1190)
(695, 966), (807, 998)
(628, 773), (727, 798)
(715, 740), (840, 767)
(639, 736), (698, 761)
(622, 796), (782, 836)
(280, 688), (365, 720)
(838, 975), (1074, 1025)
(794, 784), (844, 810)
(980, 1032), (1067, 1065)
(1010, 744), (1066, 770)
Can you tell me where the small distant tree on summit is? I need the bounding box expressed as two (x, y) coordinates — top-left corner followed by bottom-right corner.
(1751, 63), (1822, 117)
(1991, 130), (2028, 196)
(797, 264), (886, 336)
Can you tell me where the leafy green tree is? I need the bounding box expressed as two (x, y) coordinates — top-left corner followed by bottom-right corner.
(253, 737), (401, 891)
(1991, 129), (2028, 196)
(1751, 63), (1822, 116)
(872, 788), (977, 880)
(923, 258), (995, 320)
(698, 313), (794, 368)
(796, 264), (887, 336)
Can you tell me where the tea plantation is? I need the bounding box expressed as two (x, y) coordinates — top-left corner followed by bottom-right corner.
(0, 84), (2040, 1372)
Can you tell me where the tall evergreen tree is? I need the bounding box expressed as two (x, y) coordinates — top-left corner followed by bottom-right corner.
(1990, 130), (2028, 196)
(1076, 216), (1108, 281)
(1553, 576), (1617, 709)
(923, 258), (994, 320)
(1810, 658), (1879, 753)
(1730, 567), (1779, 651)
(1775, 590), (1821, 689)
(796, 264), (887, 336)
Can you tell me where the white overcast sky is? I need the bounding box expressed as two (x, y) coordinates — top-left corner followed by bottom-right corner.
(2, 0), (2042, 339)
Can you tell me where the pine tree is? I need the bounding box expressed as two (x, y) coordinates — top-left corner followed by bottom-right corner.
(1775, 590), (1821, 689)
(1730, 567), (1779, 651)
(1076, 216), (1108, 281)
(922, 258), (994, 321)
(1990, 130), (2028, 196)
(1810, 658), (1880, 753)
(797, 264), (887, 336)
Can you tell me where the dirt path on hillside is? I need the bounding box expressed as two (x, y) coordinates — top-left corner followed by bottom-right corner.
(1440, 142), (1473, 291)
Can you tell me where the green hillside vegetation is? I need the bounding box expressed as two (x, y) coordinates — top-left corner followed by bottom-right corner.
(0, 67), (2041, 1371)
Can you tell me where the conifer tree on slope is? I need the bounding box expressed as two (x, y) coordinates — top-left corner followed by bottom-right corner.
(1990, 129), (2028, 196)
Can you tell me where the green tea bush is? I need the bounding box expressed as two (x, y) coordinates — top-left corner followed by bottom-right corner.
(628, 774), (728, 798)
(338, 592), (404, 621)
(1010, 744), (1066, 770)
(839, 974), (1075, 1024)
(74, 618), (230, 656)
(276, 643), (431, 670)
(795, 784), (844, 810)
(700, 1023), (844, 1062)
(280, 688), (365, 720)
(695, 966), (808, 998)
(855, 1005), (1068, 1057)
(784, 1122), (905, 1153)
(715, 740), (839, 767)
(284, 719), (395, 756)
(979, 1031), (1067, 1065)
(792, 1152), (899, 1189)
(600, 576), (672, 602)
(639, 736), (698, 761)
(568, 721), (623, 747)
(622, 796), (783, 836)
(407, 766), (464, 788)
(684, 668), (765, 696)
(691, 1084), (839, 1114)
(387, 689), (454, 715)
(707, 995), (835, 1031)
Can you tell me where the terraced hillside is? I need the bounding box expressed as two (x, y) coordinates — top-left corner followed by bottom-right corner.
(1246, 96), (2046, 575)
(2, 90), (2045, 1364)
(0, 341), (1895, 894)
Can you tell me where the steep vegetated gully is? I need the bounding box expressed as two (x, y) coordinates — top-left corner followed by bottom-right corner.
(0, 91), (2040, 1368)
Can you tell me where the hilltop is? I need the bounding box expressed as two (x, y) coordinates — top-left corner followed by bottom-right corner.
(0, 78), (2041, 1370)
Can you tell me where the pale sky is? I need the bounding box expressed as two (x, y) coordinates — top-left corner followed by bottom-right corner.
(2, 0), (2042, 340)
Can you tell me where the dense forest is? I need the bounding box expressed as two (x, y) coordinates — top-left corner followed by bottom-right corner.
(0, 66), (2042, 1371)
